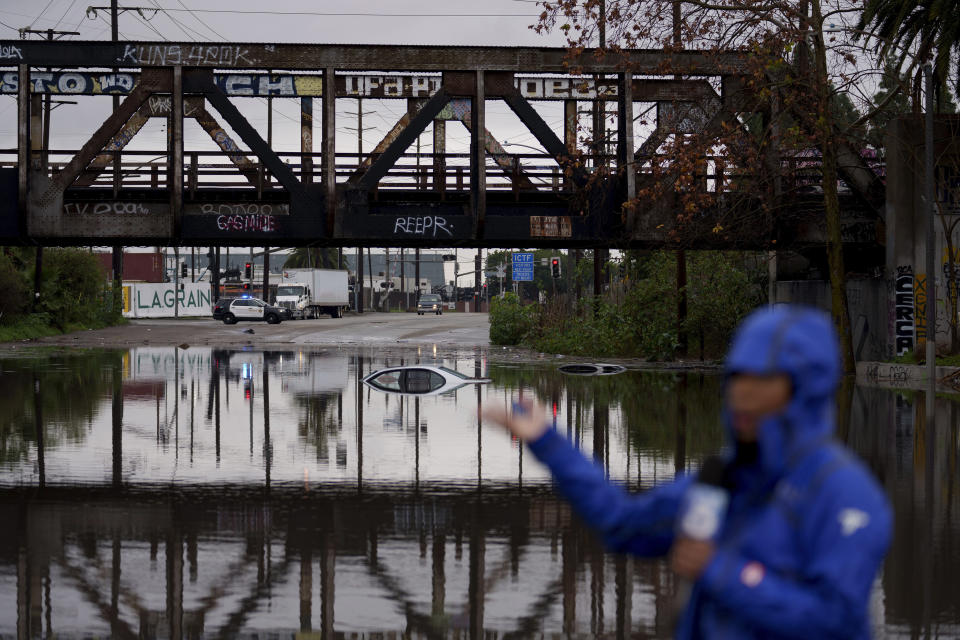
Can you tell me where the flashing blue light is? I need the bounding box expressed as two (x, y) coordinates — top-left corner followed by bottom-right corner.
(241, 294), (252, 299)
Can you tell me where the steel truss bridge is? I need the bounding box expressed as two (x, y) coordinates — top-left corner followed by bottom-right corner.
(0, 40), (885, 250)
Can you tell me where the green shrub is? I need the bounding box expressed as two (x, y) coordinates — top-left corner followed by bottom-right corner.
(0, 252), (30, 323)
(489, 293), (534, 345)
(37, 248), (112, 327)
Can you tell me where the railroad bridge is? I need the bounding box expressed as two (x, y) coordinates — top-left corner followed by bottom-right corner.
(0, 40), (886, 255)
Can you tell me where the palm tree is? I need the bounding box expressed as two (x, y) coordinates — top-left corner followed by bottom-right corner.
(858, 0), (960, 97)
(283, 247), (341, 270)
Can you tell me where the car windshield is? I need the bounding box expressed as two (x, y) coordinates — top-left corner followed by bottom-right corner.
(438, 366), (469, 380)
(276, 286), (303, 296)
(420, 295), (440, 303)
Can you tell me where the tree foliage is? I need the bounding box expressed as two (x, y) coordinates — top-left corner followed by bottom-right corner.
(858, 0), (960, 97)
(490, 250), (764, 359)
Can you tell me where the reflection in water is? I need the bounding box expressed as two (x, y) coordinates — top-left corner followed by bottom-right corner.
(0, 347), (957, 637)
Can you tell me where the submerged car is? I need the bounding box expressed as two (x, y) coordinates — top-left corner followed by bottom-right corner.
(558, 363), (627, 376)
(212, 296), (284, 325)
(363, 365), (489, 396)
(417, 294), (443, 315)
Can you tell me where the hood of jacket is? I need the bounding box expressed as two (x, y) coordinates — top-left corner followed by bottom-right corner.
(723, 306), (841, 483)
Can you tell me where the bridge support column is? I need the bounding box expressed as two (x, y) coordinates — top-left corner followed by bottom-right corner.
(322, 67), (336, 235)
(471, 71), (486, 235)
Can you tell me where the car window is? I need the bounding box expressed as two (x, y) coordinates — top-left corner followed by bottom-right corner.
(421, 295), (440, 303)
(368, 371), (401, 391)
(402, 369), (446, 393)
(233, 300), (250, 307)
(252, 299), (266, 307)
(438, 366), (469, 380)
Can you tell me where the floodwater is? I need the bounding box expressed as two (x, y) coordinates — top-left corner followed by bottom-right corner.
(0, 346), (956, 639)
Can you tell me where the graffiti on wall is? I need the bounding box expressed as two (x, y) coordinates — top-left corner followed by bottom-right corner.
(895, 265), (915, 355)
(914, 272), (928, 347)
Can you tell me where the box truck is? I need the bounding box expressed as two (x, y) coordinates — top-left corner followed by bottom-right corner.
(275, 269), (349, 319)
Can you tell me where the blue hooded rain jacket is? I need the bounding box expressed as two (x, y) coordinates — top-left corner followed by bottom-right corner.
(527, 306), (892, 639)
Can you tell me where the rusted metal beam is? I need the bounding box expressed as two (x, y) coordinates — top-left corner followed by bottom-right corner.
(0, 41), (749, 74)
(348, 112), (411, 184)
(186, 70), (303, 196)
(192, 106), (259, 187)
(301, 97), (313, 183)
(357, 89), (451, 191)
(76, 96), (258, 188)
(502, 86), (588, 188)
(43, 69), (166, 197)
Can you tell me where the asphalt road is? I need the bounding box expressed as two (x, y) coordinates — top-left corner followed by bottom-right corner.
(12, 312), (491, 348)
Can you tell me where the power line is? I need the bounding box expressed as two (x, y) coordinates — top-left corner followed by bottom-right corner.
(145, 8), (538, 18)
(51, 0), (78, 31)
(29, 0), (57, 29)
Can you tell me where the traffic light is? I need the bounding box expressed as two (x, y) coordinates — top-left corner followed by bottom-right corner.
(181, 262), (188, 278)
(244, 262), (252, 279)
(550, 256), (561, 278)
(243, 282), (250, 290)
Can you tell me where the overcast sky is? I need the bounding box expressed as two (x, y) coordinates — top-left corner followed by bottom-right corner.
(0, 0), (570, 150)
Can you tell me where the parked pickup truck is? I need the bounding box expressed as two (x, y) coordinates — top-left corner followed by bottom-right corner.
(274, 269), (349, 319)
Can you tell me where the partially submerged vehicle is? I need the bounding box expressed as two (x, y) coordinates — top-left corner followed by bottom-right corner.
(363, 365), (490, 396)
(557, 363), (627, 376)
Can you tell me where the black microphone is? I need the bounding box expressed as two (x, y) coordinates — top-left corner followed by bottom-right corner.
(673, 456), (730, 626)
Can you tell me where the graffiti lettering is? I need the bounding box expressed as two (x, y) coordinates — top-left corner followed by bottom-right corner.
(201, 203), (289, 217)
(865, 363), (909, 386)
(148, 95), (171, 114)
(64, 202), (151, 215)
(915, 273), (927, 344)
(341, 75), (441, 98)
(895, 265), (915, 355)
(518, 77), (617, 99)
(0, 44), (22, 60)
(392, 216), (453, 237)
(840, 221), (876, 243)
(0, 71), (138, 95)
(119, 44), (255, 67)
(215, 214), (278, 232)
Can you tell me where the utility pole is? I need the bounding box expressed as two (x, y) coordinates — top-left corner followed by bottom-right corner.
(400, 248), (406, 310)
(111, 0), (123, 317)
(924, 64), (936, 407)
(20, 27), (80, 313)
(415, 248), (421, 300)
(384, 247), (391, 311)
(356, 247), (364, 313)
(673, 0), (689, 355)
(593, 0), (607, 316)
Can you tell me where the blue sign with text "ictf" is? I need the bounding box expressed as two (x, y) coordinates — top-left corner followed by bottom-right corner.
(512, 252), (535, 281)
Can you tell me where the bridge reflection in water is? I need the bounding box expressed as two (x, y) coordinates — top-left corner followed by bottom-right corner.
(0, 348), (956, 638)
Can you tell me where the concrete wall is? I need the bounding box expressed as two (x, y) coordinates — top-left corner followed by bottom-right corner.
(775, 278), (888, 361)
(885, 115), (960, 356)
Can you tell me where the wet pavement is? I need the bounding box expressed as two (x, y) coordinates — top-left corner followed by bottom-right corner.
(0, 346), (957, 638)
